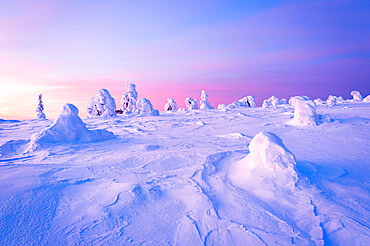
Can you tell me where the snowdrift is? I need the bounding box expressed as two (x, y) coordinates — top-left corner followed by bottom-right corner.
(290, 96), (317, 126)
(28, 104), (114, 151)
(218, 96), (256, 109)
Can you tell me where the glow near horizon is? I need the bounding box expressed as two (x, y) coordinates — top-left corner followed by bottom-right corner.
(0, 0), (369, 120)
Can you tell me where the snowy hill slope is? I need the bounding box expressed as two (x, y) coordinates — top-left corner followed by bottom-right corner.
(0, 103), (369, 245)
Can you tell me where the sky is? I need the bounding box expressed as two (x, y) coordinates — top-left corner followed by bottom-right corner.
(0, 0), (369, 120)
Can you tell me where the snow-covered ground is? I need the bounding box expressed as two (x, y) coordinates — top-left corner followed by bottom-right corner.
(0, 102), (369, 245)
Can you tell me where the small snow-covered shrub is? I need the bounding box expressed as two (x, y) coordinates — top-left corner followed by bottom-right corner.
(351, 91), (363, 101)
(291, 96), (317, 126)
(217, 104), (227, 109)
(28, 104), (114, 151)
(314, 98), (325, 105)
(119, 83), (138, 113)
(36, 94), (46, 119)
(262, 96), (287, 108)
(164, 98), (177, 111)
(326, 95), (337, 106)
(87, 89), (116, 117)
(199, 90), (213, 110)
(136, 98), (159, 116)
(185, 97), (198, 110)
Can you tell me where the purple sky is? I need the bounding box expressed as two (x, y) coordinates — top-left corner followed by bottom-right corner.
(0, 0), (369, 119)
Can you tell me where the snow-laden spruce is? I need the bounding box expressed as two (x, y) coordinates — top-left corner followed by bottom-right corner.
(262, 96), (287, 108)
(28, 104), (114, 151)
(135, 98), (159, 116)
(351, 91), (363, 101)
(164, 98), (177, 111)
(36, 94), (46, 119)
(229, 131), (324, 245)
(290, 96), (317, 126)
(119, 83), (138, 113)
(87, 89), (116, 117)
(185, 97), (198, 110)
(199, 90), (213, 110)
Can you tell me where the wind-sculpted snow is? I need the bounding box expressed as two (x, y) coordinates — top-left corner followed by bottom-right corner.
(87, 89), (116, 117)
(291, 96), (317, 126)
(28, 104), (114, 151)
(1, 103), (369, 245)
(136, 98), (159, 116)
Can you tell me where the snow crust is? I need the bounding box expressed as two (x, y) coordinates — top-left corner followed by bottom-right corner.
(199, 90), (213, 110)
(87, 89), (116, 117)
(164, 98), (177, 111)
(290, 96), (317, 126)
(135, 98), (159, 116)
(28, 104), (114, 151)
(185, 97), (198, 110)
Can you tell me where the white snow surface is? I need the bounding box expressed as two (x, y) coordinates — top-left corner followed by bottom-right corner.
(1, 102), (370, 245)
(87, 89), (117, 117)
(291, 96), (317, 126)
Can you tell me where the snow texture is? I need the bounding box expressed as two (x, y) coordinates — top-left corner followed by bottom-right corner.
(185, 97), (199, 110)
(222, 96), (256, 109)
(263, 96), (287, 108)
(36, 94), (46, 119)
(364, 95), (370, 102)
(87, 89), (116, 117)
(199, 90), (213, 110)
(121, 83), (138, 113)
(164, 98), (177, 111)
(291, 96), (317, 126)
(135, 98), (159, 116)
(28, 104), (114, 151)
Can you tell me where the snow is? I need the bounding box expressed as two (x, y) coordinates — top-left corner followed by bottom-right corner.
(135, 98), (159, 116)
(185, 97), (199, 110)
(1, 101), (370, 245)
(291, 96), (317, 126)
(164, 98), (177, 111)
(219, 96), (256, 109)
(36, 94), (46, 119)
(262, 96), (287, 108)
(27, 104), (114, 151)
(199, 90), (214, 110)
(364, 95), (370, 102)
(87, 89), (116, 117)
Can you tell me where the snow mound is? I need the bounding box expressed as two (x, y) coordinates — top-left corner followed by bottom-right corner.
(136, 98), (159, 116)
(326, 95), (337, 106)
(120, 83), (138, 113)
(364, 95), (370, 102)
(219, 96), (256, 109)
(351, 91), (363, 101)
(314, 98), (325, 105)
(164, 98), (177, 111)
(185, 97), (198, 110)
(230, 131), (297, 197)
(217, 104), (227, 109)
(199, 90), (213, 110)
(291, 96), (317, 126)
(28, 104), (114, 151)
(87, 89), (116, 117)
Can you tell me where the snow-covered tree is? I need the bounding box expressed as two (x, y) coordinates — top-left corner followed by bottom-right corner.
(118, 83), (138, 114)
(136, 98), (159, 115)
(36, 94), (46, 119)
(351, 91), (363, 101)
(291, 96), (317, 126)
(199, 90), (213, 110)
(326, 95), (337, 106)
(87, 89), (116, 117)
(185, 97), (198, 110)
(262, 96), (286, 108)
(164, 98), (177, 111)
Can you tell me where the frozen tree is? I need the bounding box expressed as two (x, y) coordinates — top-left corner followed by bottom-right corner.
(199, 90), (213, 110)
(118, 83), (138, 114)
(314, 98), (325, 105)
(185, 97), (198, 110)
(87, 89), (116, 117)
(351, 91), (363, 101)
(262, 96), (286, 108)
(225, 96), (256, 109)
(217, 104), (227, 109)
(36, 94), (46, 119)
(164, 98), (177, 111)
(136, 98), (159, 115)
(291, 96), (317, 126)
(28, 104), (114, 151)
(326, 95), (337, 106)
(262, 99), (270, 108)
